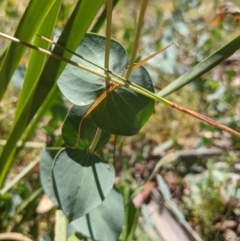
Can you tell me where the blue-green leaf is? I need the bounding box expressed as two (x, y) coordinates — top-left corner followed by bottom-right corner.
(62, 105), (110, 150)
(91, 66), (155, 136)
(68, 188), (124, 241)
(52, 148), (115, 221)
(58, 33), (128, 106)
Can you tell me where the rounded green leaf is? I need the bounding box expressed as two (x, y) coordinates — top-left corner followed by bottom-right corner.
(57, 33), (128, 106)
(62, 104), (111, 150)
(68, 188), (124, 241)
(52, 148), (115, 221)
(91, 66), (155, 135)
(39, 148), (60, 205)
(58, 33), (154, 136)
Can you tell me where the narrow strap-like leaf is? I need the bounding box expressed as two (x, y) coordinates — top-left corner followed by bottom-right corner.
(0, 0), (57, 100)
(157, 34), (240, 97)
(0, 0), (105, 188)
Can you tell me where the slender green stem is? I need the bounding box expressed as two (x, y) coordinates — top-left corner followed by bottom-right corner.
(37, 34), (127, 83)
(105, 0), (113, 89)
(36, 34), (170, 104)
(1, 32), (240, 139)
(0, 157), (40, 195)
(0, 34), (145, 92)
(0, 32), (111, 82)
(89, 128), (102, 153)
(55, 210), (67, 241)
(156, 35), (240, 97)
(91, 0), (120, 33)
(35, 34), (172, 103)
(90, 0), (111, 157)
(125, 0), (148, 79)
(112, 135), (118, 168)
(0, 140), (45, 148)
(16, 188), (42, 214)
(126, 81), (240, 138)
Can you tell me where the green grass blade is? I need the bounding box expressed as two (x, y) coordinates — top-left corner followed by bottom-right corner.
(0, 0), (61, 187)
(0, 0), (57, 100)
(14, 0), (62, 124)
(157, 34), (240, 97)
(22, 85), (61, 144)
(0, 0), (104, 188)
(0, 157), (40, 195)
(28, 0), (105, 122)
(91, 0), (120, 33)
(0, 0), (61, 188)
(121, 189), (139, 241)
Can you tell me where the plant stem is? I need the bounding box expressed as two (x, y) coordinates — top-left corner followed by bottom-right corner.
(16, 188), (42, 214)
(104, 0), (113, 89)
(55, 210), (67, 241)
(0, 32), (115, 84)
(1, 32), (240, 139)
(127, 82), (240, 138)
(125, 0), (148, 79)
(0, 140), (45, 148)
(89, 128), (103, 153)
(131, 42), (175, 72)
(37, 34), (127, 83)
(0, 157), (40, 195)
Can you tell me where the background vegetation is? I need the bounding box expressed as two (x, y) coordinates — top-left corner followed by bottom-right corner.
(0, 0), (240, 240)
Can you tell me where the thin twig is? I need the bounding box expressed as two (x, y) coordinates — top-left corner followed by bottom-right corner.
(1, 32), (240, 140)
(132, 42), (175, 71)
(125, 0), (148, 79)
(105, 0), (113, 90)
(0, 158), (40, 195)
(0, 140), (45, 148)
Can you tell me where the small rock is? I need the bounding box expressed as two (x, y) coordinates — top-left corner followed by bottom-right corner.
(236, 223), (240, 234)
(36, 194), (55, 213)
(224, 229), (238, 241)
(215, 220), (237, 230)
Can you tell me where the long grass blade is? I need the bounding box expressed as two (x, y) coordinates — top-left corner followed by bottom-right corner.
(14, 0), (62, 123)
(125, 0), (148, 79)
(0, 0), (57, 100)
(28, 0), (104, 122)
(91, 0), (120, 33)
(0, 0), (105, 188)
(0, 0), (62, 187)
(2, 32), (239, 141)
(157, 34), (240, 97)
